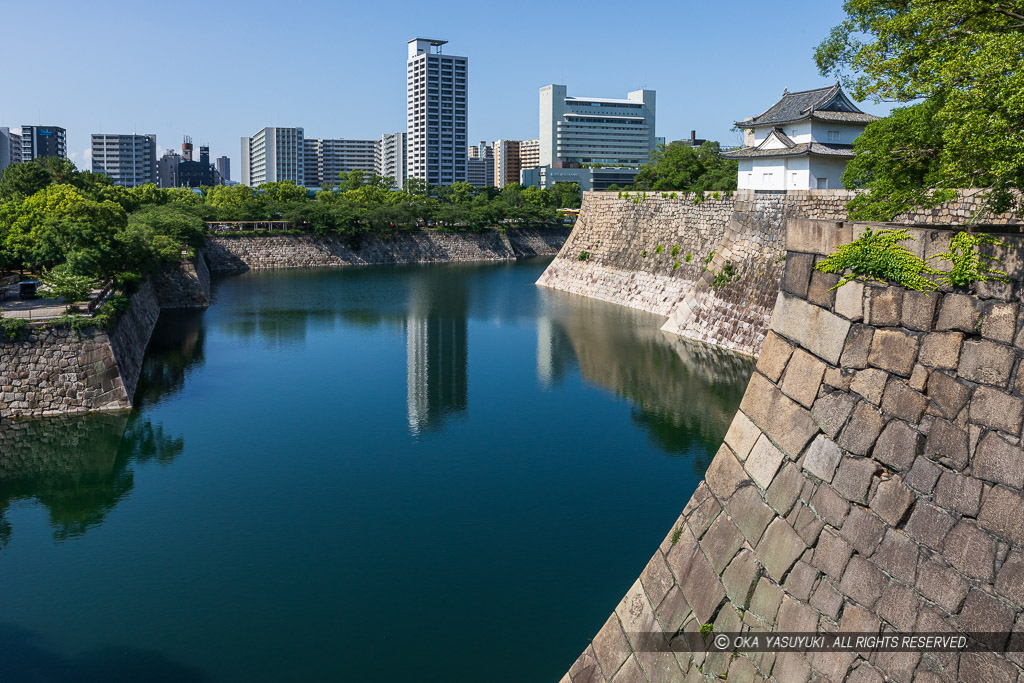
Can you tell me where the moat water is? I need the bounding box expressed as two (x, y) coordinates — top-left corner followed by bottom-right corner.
(0, 258), (753, 682)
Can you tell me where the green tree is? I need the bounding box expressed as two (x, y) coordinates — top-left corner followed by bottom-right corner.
(633, 141), (737, 192)
(816, 0), (1024, 217)
(550, 182), (582, 209)
(0, 162), (52, 200)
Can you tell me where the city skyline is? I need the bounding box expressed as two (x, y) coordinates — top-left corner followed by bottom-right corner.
(0, 0), (891, 182)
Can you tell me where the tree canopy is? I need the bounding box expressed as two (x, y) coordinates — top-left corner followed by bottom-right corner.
(631, 141), (737, 192)
(816, 0), (1024, 218)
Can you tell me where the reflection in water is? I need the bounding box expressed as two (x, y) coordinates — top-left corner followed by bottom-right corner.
(537, 289), (754, 462)
(405, 268), (469, 435)
(0, 413), (183, 544)
(135, 309), (206, 409)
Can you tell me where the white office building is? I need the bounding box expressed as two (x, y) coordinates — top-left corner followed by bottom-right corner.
(377, 132), (407, 189)
(91, 133), (158, 187)
(721, 84), (878, 191)
(241, 127), (305, 187)
(304, 138), (378, 188)
(467, 141), (493, 189)
(406, 38), (468, 186)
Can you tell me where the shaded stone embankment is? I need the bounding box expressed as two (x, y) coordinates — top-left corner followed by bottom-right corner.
(564, 221), (1024, 682)
(204, 227), (571, 272)
(0, 254), (211, 418)
(538, 190), (1021, 357)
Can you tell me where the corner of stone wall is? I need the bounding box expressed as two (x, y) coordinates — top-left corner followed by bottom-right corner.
(565, 222), (1024, 682)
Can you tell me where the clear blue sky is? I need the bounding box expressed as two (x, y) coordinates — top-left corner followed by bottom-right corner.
(0, 0), (888, 178)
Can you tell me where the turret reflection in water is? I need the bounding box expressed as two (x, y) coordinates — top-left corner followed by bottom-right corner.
(537, 288), (754, 467)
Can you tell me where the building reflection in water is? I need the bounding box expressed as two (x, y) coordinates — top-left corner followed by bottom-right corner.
(404, 268), (469, 436)
(536, 289), (755, 464)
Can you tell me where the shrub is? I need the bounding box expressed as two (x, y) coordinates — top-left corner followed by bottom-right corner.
(699, 623), (714, 638)
(673, 259), (681, 270)
(578, 250), (591, 261)
(815, 227), (940, 291)
(670, 192), (677, 199)
(641, 250), (647, 257)
(41, 266), (94, 306)
(655, 244), (663, 254)
(711, 261), (739, 288)
(670, 245), (680, 257)
(931, 232), (1009, 288)
(670, 527), (682, 544)
(0, 317), (30, 341)
(685, 253), (693, 263)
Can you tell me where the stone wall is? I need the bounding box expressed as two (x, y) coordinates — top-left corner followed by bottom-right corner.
(152, 249), (211, 309)
(0, 280), (160, 418)
(563, 221), (1024, 682)
(204, 227), (571, 272)
(539, 190), (1022, 357)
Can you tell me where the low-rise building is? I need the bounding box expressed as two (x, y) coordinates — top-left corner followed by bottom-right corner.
(721, 84), (878, 190)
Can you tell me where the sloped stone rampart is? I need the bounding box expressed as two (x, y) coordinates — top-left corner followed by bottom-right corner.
(539, 190), (1022, 357)
(563, 221), (1024, 682)
(203, 227), (571, 272)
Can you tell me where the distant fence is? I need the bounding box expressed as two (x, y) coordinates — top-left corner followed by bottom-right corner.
(206, 221), (293, 233)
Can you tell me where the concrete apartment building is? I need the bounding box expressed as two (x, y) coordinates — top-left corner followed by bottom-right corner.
(0, 125), (67, 175)
(157, 150), (181, 188)
(406, 38), (468, 186)
(377, 132), (407, 189)
(0, 128), (20, 175)
(523, 85), (656, 190)
(467, 141), (493, 189)
(241, 127), (305, 187)
(91, 133), (158, 187)
(493, 138), (540, 187)
(303, 138), (378, 188)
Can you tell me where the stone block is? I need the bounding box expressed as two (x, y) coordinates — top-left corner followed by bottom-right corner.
(705, 444), (747, 500)
(725, 485), (776, 546)
(959, 652), (1019, 683)
(726, 655), (760, 683)
(788, 502), (825, 546)
(839, 601), (880, 636)
(654, 587), (692, 633)
(740, 374), (819, 461)
(721, 549), (761, 608)
(807, 270), (839, 308)
(869, 476), (914, 525)
(782, 252), (814, 298)
(841, 505), (886, 556)
(926, 371), (971, 420)
(771, 652), (811, 683)
(702, 514), (746, 574)
(943, 520), (996, 581)
(765, 462), (803, 515)
(923, 419), (969, 470)
(935, 293), (981, 333)
(837, 401), (885, 456)
(802, 434), (842, 483)
(777, 593), (819, 631)
(832, 456), (879, 504)
(782, 559), (819, 602)
(981, 301), (1018, 344)
(905, 503), (956, 552)
(810, 579), (844, 621)
(880, 380), (928, 424)
(873, 650), (922, 683)
(755, 332), (792, 383)
(745, 433), (786, 490)
(850, 368), (888, 405)
(873, 419), (921, 471)
(810, 483), (850, 528)
(978, 485), (1024, 546)
(770, 292), (852, 365)
(970, 386), (1024, 435)
(917, 332), (963, 370)
(876, 581), (920, 631)
(748, 576), (783, 623)
(723, 411), (761, 462)
(568, 645), (602, 683)
(934, 471), (982, 517)
(679, 550), (726, 624)
(975, 431), (1024, 489)
(868, 329), (920, 377)
(864, 286), (902, 327)
(591, 614), (631, 680)
(958, 590), (1016, 642)
(640, 552), (676, 610)
(916, 560), (969, 614)
(994, 552), (1024, 608)
(684, 490), (722, 540)
(846, 662), (885, 683)
(834, 280), (864, 321)
(812, 392), (855, 439)
(839, 555), (886, 608)
(909, 363), (929, 392)
(959, 339), (1016, 388)
(901, 290), (937, 332)
(872, 530), (919, 585)
(780, 349), (827, 409)
(904, 455), (940, 494)
(755, 518), (807, 583)
(823, 366), (852, 391)
(840, 325), (874, 369)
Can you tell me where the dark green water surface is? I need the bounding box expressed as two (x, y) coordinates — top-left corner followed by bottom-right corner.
(0, 258), (753, 682)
